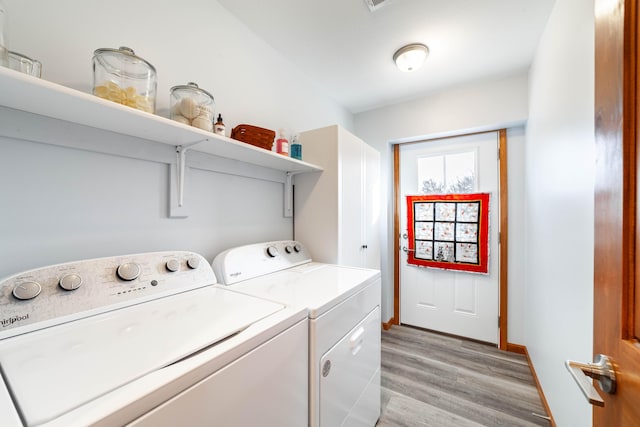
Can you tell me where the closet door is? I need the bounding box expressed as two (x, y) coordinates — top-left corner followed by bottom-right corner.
(339, 130), (364, 267)
(295, 125), (380, 270)
(362, 143), (380, 270)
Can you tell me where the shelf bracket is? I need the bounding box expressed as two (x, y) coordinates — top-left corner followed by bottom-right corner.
(284, 172), (296, 218)
(169, 141), (206, 218)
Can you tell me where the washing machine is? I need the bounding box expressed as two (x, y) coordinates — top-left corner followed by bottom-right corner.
(212, 240), (381, 427)
(0, 251), (308, 427)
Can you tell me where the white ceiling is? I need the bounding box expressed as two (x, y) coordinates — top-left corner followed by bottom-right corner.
(217, 0), (556, 114)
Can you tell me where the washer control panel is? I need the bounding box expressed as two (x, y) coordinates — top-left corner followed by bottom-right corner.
(212, 240), (311, 285)
(0, 251), (216, 339)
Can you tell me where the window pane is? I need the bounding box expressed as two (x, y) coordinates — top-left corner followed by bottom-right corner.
(445, 151), (475, 193)
(417, 156), (444, 194)
(417, 150), (476, 194)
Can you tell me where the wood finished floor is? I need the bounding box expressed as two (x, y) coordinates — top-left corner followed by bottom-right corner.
(376, 325), (550, 427)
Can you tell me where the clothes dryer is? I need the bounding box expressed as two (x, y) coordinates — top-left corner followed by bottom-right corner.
(213, 240), (381, 427)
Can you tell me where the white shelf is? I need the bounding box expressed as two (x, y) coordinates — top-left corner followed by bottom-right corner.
(0, 66), (322, 174)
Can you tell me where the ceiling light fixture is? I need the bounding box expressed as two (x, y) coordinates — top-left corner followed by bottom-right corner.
(393, 43), (429, 72)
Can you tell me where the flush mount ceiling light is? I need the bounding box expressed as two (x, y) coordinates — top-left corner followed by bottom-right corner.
(393, 43), (429, 72)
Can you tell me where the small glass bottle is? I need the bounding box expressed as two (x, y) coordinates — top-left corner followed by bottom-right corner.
(214, 114), (226, 136)
(276, 128), (289, 156)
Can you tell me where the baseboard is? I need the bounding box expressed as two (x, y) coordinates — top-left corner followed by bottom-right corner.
(381, 316), (396, 330)
(506, 342), (526, 355)
(515, 343), (557, 427)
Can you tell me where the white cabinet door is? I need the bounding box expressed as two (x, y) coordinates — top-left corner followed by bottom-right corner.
(362, 143), (380, 270)
(295, 125), (380, 270)
(339, 129), (365, 267)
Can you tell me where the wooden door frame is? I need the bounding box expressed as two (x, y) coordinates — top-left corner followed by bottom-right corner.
(389, 129), (509, 351)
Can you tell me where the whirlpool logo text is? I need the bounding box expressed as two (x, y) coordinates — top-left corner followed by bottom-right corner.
(1, 314), (29, 327)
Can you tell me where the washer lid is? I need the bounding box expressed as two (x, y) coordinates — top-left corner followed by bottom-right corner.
(0, 286), (284, 427)
(229, 263), (380, 318)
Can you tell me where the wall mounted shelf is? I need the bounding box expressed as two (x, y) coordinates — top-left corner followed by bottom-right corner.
(0, 67), (323, 217)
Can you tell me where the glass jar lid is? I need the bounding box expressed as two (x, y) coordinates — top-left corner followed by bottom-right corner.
(170, 82), (214, 102)
(93, 46), (156, 79)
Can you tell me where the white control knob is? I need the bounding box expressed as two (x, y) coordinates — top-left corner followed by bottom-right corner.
(117, 263), (141, 281)
(13, 281), (42, 300)
(293, 244), (302, 253)
(166, 259), (180, 272)
(285, 245), (293, 254)
(59, 273), (83, 291)
(187, 257), (200, 269)
(266, 246), (279, 258)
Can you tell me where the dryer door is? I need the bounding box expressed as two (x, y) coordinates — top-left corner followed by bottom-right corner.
(319, 306), (380, 427)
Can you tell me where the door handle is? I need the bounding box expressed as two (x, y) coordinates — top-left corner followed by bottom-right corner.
(565, 354), (616, 407)
(349, 326), (365, 355)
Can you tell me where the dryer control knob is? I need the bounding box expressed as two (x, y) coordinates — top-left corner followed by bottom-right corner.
(166, 259), (180, 272)
(59, 273), (83, 291)
(293, 244), (302, 253)
(187, 257), (200, 269)
(266, 246), (279, 258)
(13, 281), (42, 300)
(117, 263), (141, 281)
(285, 245), (293, 254)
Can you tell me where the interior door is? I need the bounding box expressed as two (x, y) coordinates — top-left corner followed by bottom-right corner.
(398, 132), (499, 344)
(589, 0), (640, 424)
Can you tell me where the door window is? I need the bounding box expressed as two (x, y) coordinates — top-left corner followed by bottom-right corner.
(417, 150), (476, 194)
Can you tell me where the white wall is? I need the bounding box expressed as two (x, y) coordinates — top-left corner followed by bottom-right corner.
(3, 0), (353, 134)
(354, 73), (528, 344)
(0, 0), (352, 278)
(525, 0), (595, 425)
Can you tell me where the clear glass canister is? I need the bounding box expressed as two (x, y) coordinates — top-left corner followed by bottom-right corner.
(170, 82), (215, 132)
(8, 51), (41, 77)
(92, 47), (157, 113)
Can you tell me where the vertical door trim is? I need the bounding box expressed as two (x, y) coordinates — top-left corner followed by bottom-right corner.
(391, 129), (509, 350)
(385, 144), (401, 330)
(498, 129), (509, 350)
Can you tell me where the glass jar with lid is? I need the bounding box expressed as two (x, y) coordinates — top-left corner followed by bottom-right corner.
(170, 82), (215, 132)
(92, 47), (157, 113)
(8, 51), (41, 77)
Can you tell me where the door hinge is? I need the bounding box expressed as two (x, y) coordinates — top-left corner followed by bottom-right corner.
(498, 316), (501, 327)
